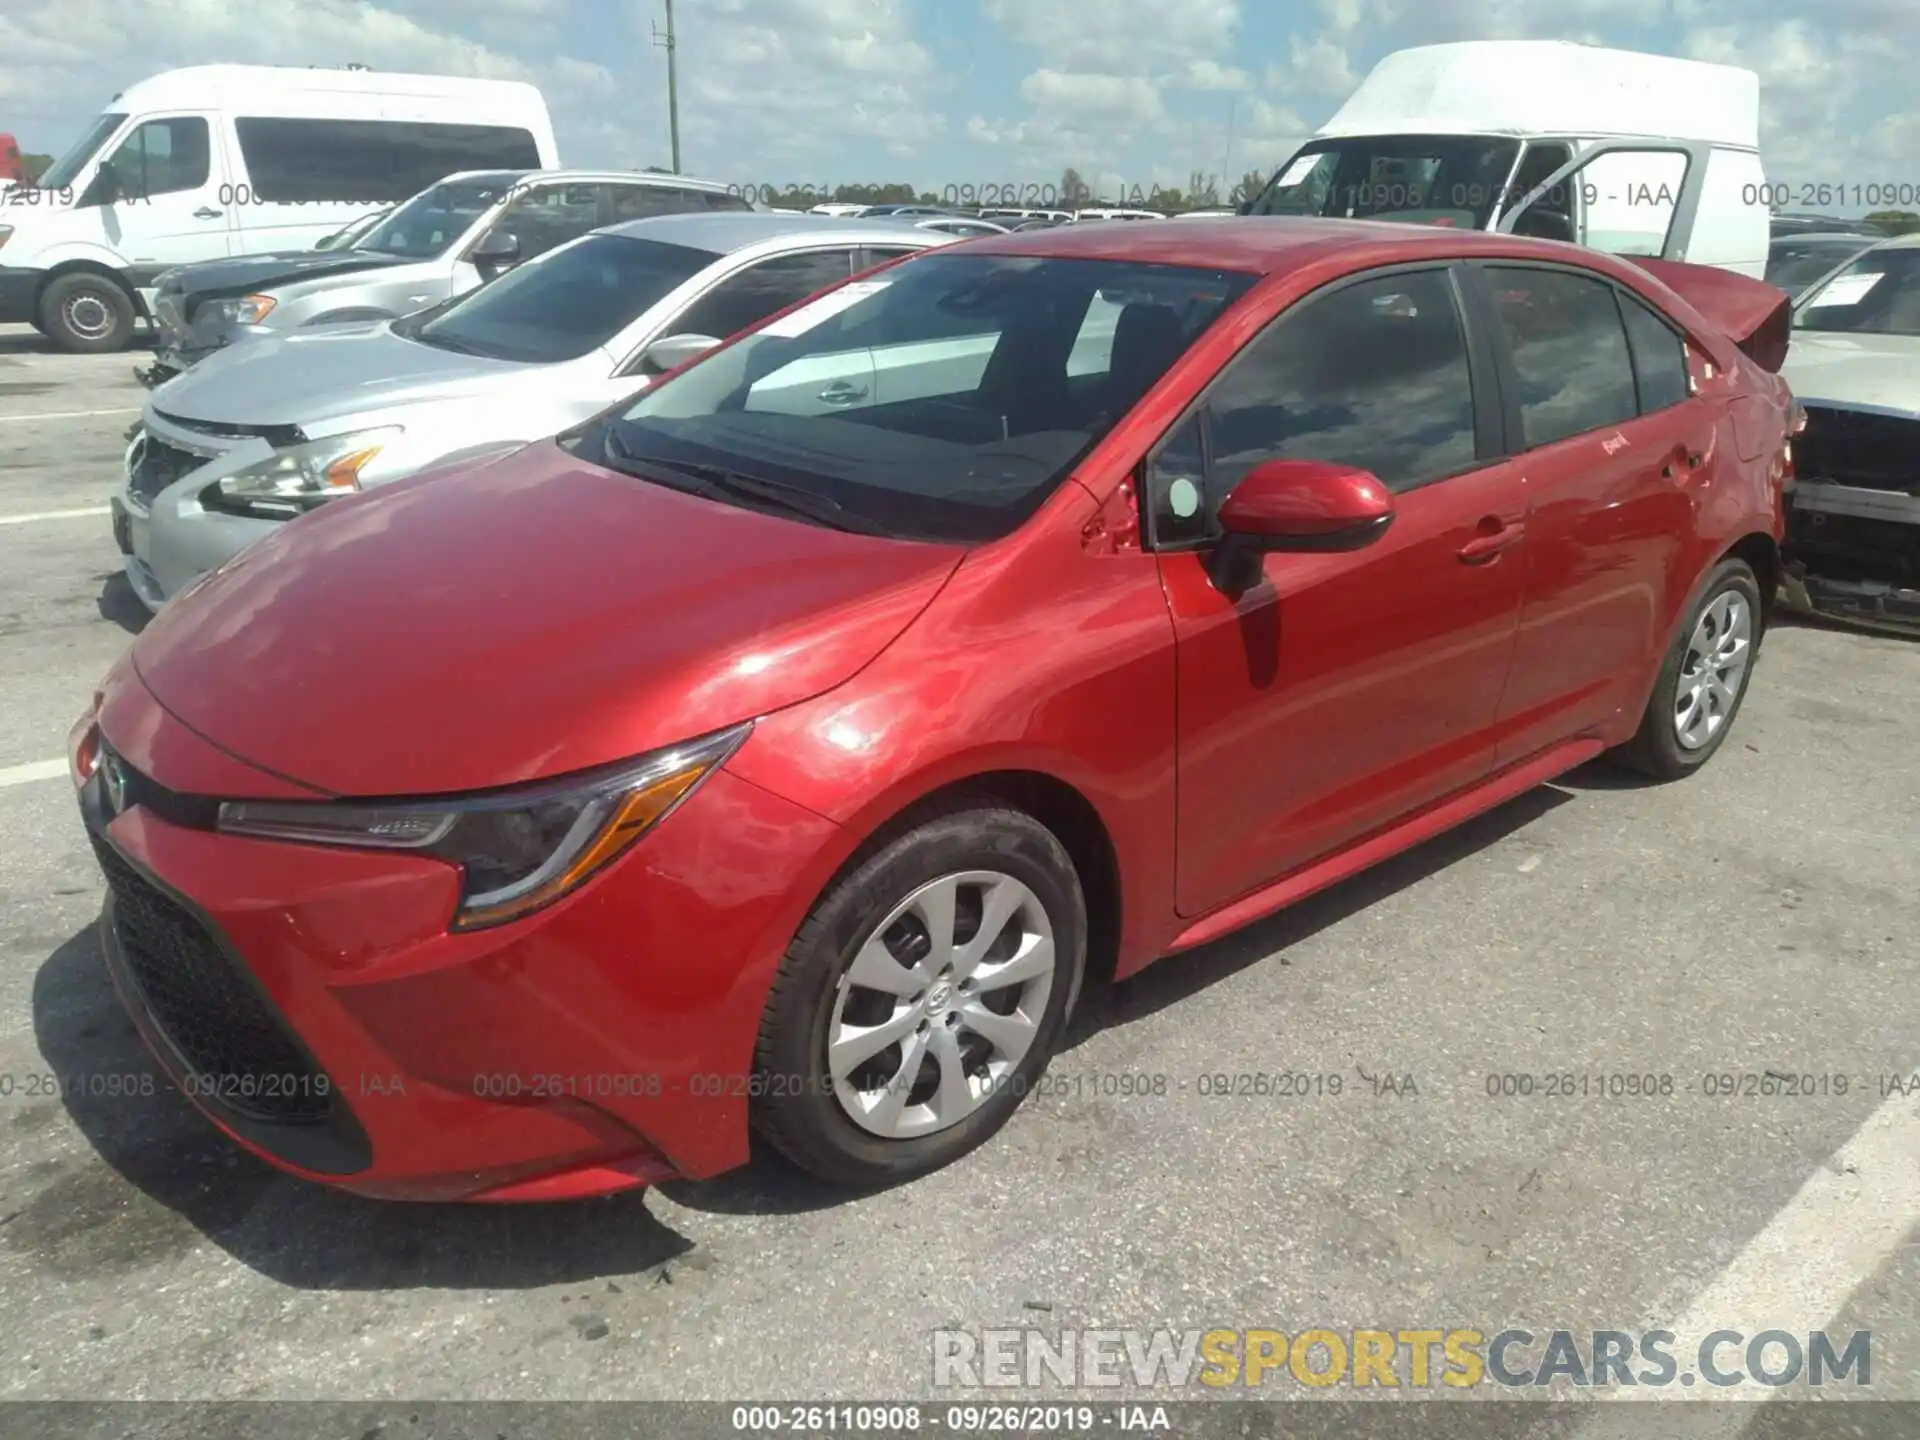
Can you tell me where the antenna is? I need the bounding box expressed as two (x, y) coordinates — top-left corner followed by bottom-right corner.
(650, 0), (681, 174)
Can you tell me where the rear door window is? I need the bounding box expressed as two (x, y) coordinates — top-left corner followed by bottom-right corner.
(670, 250), (858, 339)
(1485, 266), (1639, 446)
(1617, 292), (1691, 413)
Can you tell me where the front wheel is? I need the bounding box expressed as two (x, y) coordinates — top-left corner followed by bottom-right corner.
(753, 804), (1086, 1187)
(39, 273), (136, 353)
(1616, 558), (1763, 779)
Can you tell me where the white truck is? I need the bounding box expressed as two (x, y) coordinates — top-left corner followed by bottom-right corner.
(1243, 41), (1769, 277)
(0, 65), (558, 352)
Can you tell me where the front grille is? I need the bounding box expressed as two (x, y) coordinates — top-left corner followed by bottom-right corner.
(90, 832), (334, 1125)
(128, 437), (207, 505)
(1797, 407), (1920, 496)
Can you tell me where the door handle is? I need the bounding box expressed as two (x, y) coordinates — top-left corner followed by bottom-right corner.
(818, 381), (869, 405)
(193, 207), (223, 220)
(1458, 519), (1525, 563)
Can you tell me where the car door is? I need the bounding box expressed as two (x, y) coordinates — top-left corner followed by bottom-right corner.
(1148, 265), (1529, 917)
(655, 248), (872, 414)
(79, 114), (234, 274)
(1473, 263), (1706, 768)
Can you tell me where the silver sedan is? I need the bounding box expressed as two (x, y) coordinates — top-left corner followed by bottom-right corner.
(112, 213), (956, 611)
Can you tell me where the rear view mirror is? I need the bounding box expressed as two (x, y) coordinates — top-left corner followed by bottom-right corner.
(1209, 458), (1395, 593)
(471, 228), (521, 267)
(643, 332), (722, 373)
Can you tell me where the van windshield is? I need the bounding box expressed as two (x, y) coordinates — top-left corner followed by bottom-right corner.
(38, 113), (126, 192)
(354, 174), (524, 260)
(1244, 136), (1522, 228)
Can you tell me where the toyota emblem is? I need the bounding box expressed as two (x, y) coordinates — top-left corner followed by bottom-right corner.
(100, 752), (129, 817)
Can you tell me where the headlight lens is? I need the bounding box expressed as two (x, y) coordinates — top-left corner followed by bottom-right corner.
(210, 293), (275, 325)
(216, 724), (750, 930)
(214, 426), (401, 511)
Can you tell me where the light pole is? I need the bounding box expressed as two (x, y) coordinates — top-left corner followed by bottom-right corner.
(651, 0), (681, 173)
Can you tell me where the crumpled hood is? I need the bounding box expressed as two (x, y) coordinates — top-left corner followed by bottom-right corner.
(1781, 331), (1920, 415)
(129, 440), (965, 796)
(151, 323), (527, 430)
(165, 250), (410, 307)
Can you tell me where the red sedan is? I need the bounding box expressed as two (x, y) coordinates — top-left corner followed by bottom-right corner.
(70, 219), (1797, 1201)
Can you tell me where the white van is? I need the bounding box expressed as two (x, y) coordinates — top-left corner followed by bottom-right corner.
(0, 65), (558, 352)
(1242, 42), (1768, 277)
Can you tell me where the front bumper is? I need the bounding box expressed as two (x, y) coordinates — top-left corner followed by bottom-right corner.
(1780, 479), (1920, 636)
(0, 266), (40, 325)
(79, 672), (843, 1201)
(117, 416), (284, 612)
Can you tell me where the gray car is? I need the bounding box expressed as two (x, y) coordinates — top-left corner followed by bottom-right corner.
(143, 168), (753, 381)
(112, 214), (956, 611)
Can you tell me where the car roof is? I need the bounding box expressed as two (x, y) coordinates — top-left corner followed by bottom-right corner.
(958, 215), (1608, 275)
(429, 167), (734, 192)
(594, 211), (955, 252)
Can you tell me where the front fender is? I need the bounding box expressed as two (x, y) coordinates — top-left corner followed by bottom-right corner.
(27, 242), (130, 277)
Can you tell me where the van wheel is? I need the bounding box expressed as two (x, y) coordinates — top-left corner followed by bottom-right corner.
(753, 804), (1086, 1188)
(1615, 558), (1763, 780)
(40, 273), (136, 353)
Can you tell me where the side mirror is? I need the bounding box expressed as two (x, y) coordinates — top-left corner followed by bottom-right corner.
(1208, 459), (1395, 593)
(83, 165), (121, 207)
(642, 332), (722, 373)
(471, 228), (521, 267)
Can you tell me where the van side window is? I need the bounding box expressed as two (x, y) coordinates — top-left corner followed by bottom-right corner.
(1486, 267), (1638, 446)
(235, 119), (540, 203)
(1617, 292), (1691, 413)
(95, 117), (210, 203)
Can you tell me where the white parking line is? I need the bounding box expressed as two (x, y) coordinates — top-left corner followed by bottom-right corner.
(0, 505), (111, 526)
(0, 407), (141, 425)
(0, 757), (69, 788)
(1572, 1088), (1920, 1432)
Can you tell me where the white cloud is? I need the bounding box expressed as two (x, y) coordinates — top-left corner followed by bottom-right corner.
(1180, 60), (1250, 92)
(980, 0), (1239, 76)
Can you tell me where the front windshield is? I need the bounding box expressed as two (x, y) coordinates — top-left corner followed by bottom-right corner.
(38, 112), (126, 192)
(1245, 136), (1522, 228)
(1796, 247), (1920, 335)
(354, 175), (521, 260)
(591, 251), (1256, 543)
(406, 233), (717, 364)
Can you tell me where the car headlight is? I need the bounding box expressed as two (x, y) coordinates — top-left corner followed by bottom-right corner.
(207, 293), (275, 326)
(214, 426), (401, 513)
(215, 724), (751, 930)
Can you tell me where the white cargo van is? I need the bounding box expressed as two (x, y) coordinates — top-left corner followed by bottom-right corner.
(0, 65), (558, 352)
(1243, 42), (1768, 278)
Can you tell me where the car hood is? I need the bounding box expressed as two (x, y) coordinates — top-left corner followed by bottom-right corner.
(163, 249), (412, 304)
(152, 323), (530, 429)
(128, 440), (965, 796)
(1781, 331), (1920, 414)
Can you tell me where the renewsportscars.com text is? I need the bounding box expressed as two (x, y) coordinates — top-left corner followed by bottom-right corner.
(931, 1327), (1871, 1390)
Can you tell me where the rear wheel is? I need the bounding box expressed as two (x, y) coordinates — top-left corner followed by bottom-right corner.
(39, 273), (136, 353)
(1616, 558), (1762, 779)
(753, 804), (1085, 1187)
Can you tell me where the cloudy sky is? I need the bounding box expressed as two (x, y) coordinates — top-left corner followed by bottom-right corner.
(0, 0), (1907, 207)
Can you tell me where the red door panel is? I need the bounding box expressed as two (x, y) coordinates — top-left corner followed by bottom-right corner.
(1164, 459), (1528, 918)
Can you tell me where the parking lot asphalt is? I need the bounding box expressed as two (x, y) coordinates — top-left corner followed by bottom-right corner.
(0, 322), (1917, 1427)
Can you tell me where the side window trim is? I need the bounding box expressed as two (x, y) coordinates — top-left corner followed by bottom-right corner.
(1138, 260), (1492, 553)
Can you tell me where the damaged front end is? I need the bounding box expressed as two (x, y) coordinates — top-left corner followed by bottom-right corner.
(1780, 402), (1920, 634)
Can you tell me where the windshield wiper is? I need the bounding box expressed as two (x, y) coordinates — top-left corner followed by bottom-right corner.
(601, 436), (891, 536)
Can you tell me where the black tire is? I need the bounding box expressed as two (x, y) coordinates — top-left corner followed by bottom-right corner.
(1615, 558), (1764, 780)
(39, 272), (137, 353)
(753, 803), (1086, 1187)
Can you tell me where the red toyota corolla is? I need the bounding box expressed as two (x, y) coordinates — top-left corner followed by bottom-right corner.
(70, 219), (1796, 1202)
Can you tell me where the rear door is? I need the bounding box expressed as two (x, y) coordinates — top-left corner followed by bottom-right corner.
(1474, 262), (1711, 767)
(1154, 264), (1530, 916)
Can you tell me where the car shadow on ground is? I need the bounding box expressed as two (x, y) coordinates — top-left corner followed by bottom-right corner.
(26, 927), (694, 1290)
(96, 573), (150, 636)
(668, 780), (1578, 1218)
